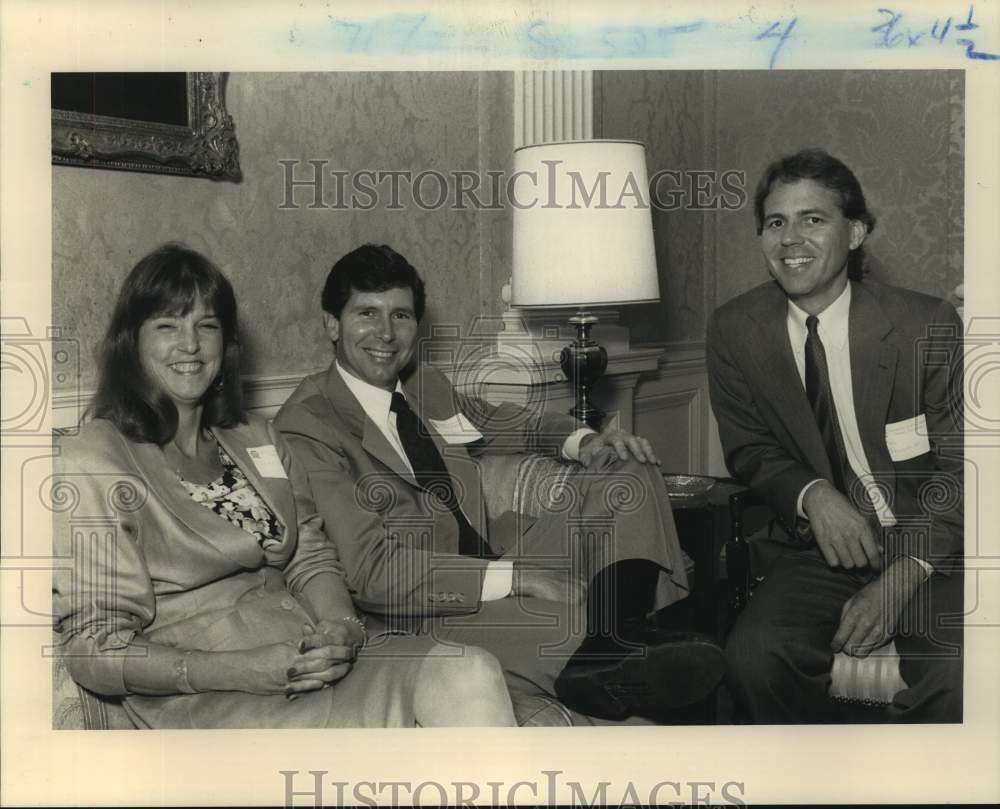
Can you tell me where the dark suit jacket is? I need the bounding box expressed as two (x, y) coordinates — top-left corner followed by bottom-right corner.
(275, 362), (580, 618)
(707, 279), (963, 572)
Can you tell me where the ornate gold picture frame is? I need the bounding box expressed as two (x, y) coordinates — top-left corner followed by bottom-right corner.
(51, 72), (241, 181)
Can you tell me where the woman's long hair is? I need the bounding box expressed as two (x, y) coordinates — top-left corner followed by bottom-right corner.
(89, 243), (245, 444)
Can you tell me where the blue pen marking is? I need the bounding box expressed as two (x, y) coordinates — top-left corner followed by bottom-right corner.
(602, 26), (646, 58)
(955, 4), (978, 30)
(958, 38), (1000, 59)
(332, 20), (369, 52)
(953, 4), (999, 58)
(330, 14), (451, 54)
(389, 14), (426, 53)
(871, 4), (997, 59)
(525, 18), (704, 59)
(526, 20), (561, 59)
(756, 18), (798, 69)
(873, 8), (904, 47)
(290, 9), (997, 66)
(930, 17), (952, 43)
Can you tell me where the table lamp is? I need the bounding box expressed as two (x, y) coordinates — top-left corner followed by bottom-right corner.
(510, 139), (660, 428)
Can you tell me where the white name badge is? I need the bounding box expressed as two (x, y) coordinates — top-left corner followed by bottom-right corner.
(247, 445), (288, 479)
(429, 413), (484, 444)
(884, 414), (931, 462)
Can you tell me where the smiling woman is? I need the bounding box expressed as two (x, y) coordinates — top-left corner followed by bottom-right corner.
(51, 243), (517, 729)
(138, 304), (223, 420)
(88, 244), (244, 447)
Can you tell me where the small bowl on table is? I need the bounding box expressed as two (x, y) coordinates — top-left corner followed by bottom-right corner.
(661, 473), (716, 505)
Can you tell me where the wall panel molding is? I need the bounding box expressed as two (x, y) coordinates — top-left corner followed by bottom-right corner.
(52, 372), (311, 431)
(52, 343), (722, 476)
(633, 342), (712, 474)
(635, 387), (702, 472)
(514, 71), (593, 148)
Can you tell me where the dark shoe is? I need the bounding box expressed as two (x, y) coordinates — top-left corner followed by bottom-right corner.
(553, 626), (725, 720)
(652, 595), (697, 631)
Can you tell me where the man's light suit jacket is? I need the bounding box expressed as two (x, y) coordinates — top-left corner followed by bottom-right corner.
(275, 362), (581, 618)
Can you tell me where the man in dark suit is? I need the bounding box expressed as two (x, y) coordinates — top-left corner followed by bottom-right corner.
(707, 149), (963, 722)
(275, 243), (725, 720)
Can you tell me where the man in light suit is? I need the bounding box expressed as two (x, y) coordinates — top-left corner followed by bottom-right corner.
(276, 243), (725, 720)
(707, 149), (963, 722)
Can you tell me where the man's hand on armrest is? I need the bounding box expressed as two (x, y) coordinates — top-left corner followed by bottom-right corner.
(577, 428), (660, 468)
(802, 480), (882, 571)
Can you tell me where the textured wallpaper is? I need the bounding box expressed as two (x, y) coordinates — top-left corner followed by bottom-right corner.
(53, 72), (513, 392)
(54, 71), (962, 391)
(596, 70), (964, 344)
(712, 70), (964, 307)
(598, 71), (709, 345)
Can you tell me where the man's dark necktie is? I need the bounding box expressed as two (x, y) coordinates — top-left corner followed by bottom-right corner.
(804, 315), (852, 495)
(389, 392), (498, 559)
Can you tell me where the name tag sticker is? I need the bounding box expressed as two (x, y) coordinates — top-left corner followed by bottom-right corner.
(429, 413), (484, 444)
(247, 445), (288, 479)
(884, 414), (931, 462)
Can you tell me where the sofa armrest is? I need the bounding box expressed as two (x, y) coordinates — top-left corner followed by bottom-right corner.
(53, 653), (135, 729)
(829, 642), (906, 706)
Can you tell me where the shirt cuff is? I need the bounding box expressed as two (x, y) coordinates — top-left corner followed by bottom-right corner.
(797, 478), (825, 519)
(906, 555), (936, 577)
(481, 560), (514, 601)
(562, 427), (598, 462)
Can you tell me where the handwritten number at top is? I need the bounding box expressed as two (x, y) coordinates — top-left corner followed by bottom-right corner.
(873, 5), (999, 60)
(757, 18), (798, 69)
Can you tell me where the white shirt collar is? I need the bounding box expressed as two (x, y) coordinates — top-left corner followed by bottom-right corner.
(787, 281), (851, 350)
(335, 361), (405, 424)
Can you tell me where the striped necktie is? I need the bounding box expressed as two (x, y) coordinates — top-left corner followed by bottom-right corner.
(804, 315), (851, 494)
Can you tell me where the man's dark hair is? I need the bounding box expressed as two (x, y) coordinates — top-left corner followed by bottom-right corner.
(753, 148), (877, 281)
(90, 242), (244, 444)
(321, 243), (427, 320)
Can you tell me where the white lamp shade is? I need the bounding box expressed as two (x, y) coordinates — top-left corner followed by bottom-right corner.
(511, 140), (660, 309)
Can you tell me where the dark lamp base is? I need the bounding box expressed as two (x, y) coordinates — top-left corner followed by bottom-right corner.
(560, 310), (608, 431)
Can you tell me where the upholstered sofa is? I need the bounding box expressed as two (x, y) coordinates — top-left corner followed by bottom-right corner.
(51, 447), (903, 728)
(52, 451), (656, 729)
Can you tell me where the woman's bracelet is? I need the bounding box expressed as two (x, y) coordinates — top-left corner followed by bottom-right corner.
(174, 651), (197, 694)
(335, 616), (368, 645)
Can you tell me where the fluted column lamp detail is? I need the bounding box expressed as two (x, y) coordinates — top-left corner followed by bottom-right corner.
(510, 140), (660, 428)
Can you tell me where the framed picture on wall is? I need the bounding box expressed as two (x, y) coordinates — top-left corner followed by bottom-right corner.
(51, 71), (241, 181)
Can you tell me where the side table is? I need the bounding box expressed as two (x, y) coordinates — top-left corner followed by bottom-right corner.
(665, 476), (749, 638)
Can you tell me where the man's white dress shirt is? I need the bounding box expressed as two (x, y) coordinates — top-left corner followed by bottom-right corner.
(335, 362), (595, 600)
(787, 286), (933, 575)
